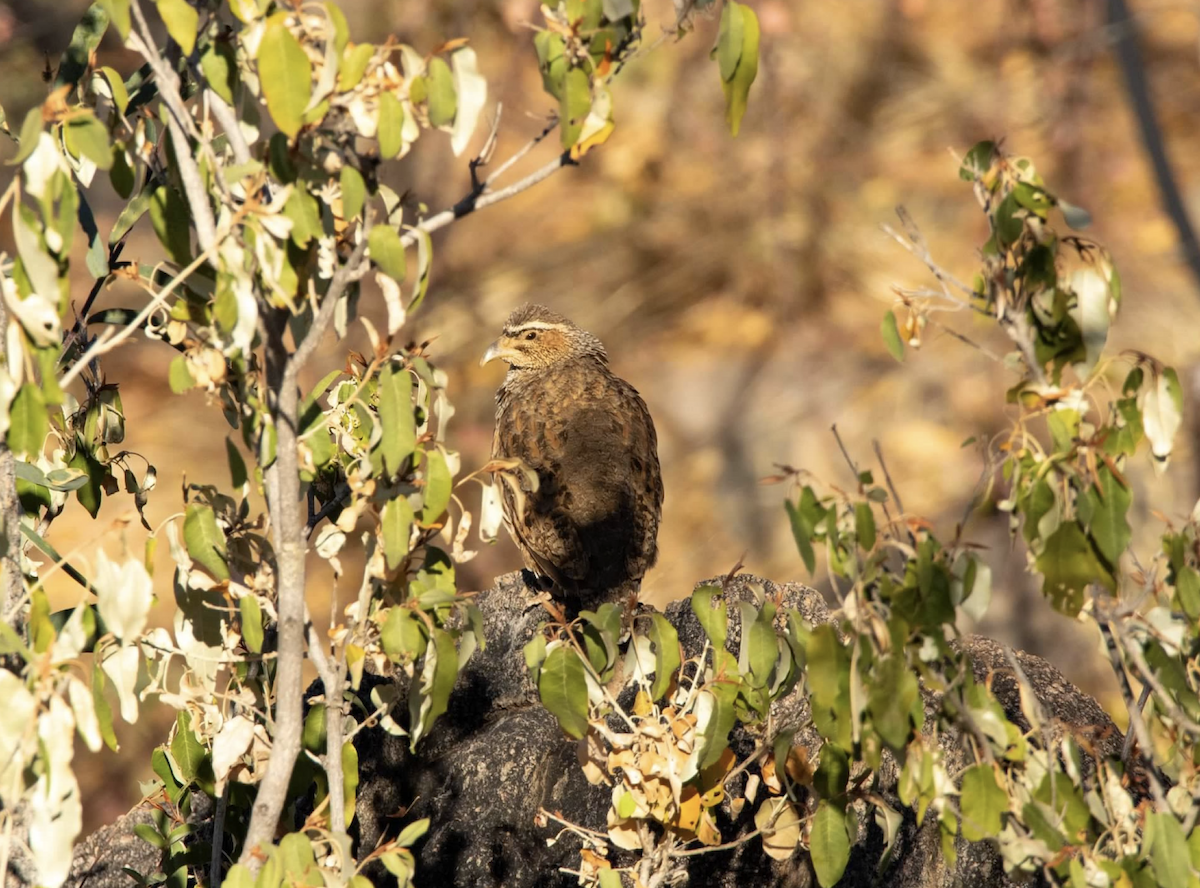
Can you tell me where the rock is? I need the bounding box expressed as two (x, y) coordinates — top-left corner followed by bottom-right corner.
(19, 572), (1126, 888)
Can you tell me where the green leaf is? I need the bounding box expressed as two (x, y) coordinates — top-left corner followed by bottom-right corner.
(814, 742), (848, 803)
(240, 595), (264, 653)
(395, 817), (429, 848)
(258, 16), (312, 138)
(716, 1), (745, 81)
(958, 141), (996, 182)
(99, 0), (130, 39)
(225, 437), (247, 488)
(77, 188), (108, 278)
(170, 712), (206, 783)
(1146, 812), (1191, 888)
(341, 741), (358, 826)
(1174, 566), (1200, 621)
(1085, 465), (1131, 569)
(382, 498), (413, 571)
(426, 57), (457, 128)
(738, 602), (775, 689)
(784, 486), (824, 574)
(720, 2), (759, 136)
(7, 384), (47, 459)
(698, 680), (738, 769)
(421, 449), (452, 525)
(534, 31), (567, 101)
(868, 655), (918, 750)
(134, 823), (167, 849)
(183, 502), (230, 580)
(881, 310), (905, 361)
(97, 67), (130, 116)
(283, 186), (322, 247)
(408, 627), (459, 747)
(340, 166), (365, 222)
(92, 665), (118, 751)
(559, 67), (590, 149)
(168, 355), (194, 394)
(339, 43), (374, 92)
(1036, 522), (1111, 616)
(375, 362), (414, 477)
(854, 502), (876, 551)
(201, 42), (238, 106)
(380, 606), (426, 661)
(377, 92), (404, 160)
(648, 613), (681, 701)
(809, 801), (851, 888)
(538, 644), (589, 739)
(150, 186), (192, 266)
(55, 3), (110, 90)
(690, 584), (727, 650)
(368, 225), (406, 282)
(110, 179), (154, 243)
(156, 0), (198, 55)
(959, 764), (1005, 842)
(68, 448), (104, 517)
(9, 107), (44, 166)
(224, 866), (255, 888)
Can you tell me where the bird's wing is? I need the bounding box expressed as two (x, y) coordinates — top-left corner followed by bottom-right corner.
(494, 392), (591, 589)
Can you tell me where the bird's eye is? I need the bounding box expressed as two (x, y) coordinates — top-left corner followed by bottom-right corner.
(525, 331), (538, 341)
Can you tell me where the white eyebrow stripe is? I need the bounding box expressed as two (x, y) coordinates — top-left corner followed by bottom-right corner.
(504, 320), (570, 335)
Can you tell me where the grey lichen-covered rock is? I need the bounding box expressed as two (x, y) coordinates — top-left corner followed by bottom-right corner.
(26, 572), (1125, 888)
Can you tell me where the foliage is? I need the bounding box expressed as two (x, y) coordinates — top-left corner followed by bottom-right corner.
(0, 0), (760, 885)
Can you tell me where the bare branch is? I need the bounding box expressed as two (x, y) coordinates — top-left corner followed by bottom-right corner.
(401, 150), (574, 249)
(238, 231), (371, 867)
(1097, 615), (1168, 810)
(59, 241), (222, 390)
(0, 294), (24, 670)
(127, 0), (217, 253)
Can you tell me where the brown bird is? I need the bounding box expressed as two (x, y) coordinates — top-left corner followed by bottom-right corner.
(481, 304), (663, 606)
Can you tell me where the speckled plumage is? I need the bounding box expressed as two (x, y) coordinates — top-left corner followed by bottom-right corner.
(482, 305), (663, 604)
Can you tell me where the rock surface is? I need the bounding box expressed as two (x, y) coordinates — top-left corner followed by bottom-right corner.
(7, 572), (1125, 888)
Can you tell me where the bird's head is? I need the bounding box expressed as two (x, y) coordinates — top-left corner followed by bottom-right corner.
(480, 304), (607, 371)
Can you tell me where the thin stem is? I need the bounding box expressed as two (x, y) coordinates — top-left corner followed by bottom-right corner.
(127, 0), (216, 252)
(210, 783), (230, 888)
(400, 151), (574, 249)
(59, 242), (222, 389)
(1097, 617), (1167, 810)
(0, 293), (25, 668)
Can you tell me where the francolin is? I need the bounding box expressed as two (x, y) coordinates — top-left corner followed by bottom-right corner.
(481, 304), (663, 607)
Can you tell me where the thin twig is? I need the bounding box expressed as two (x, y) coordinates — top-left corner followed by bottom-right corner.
(1097, 616), (1167, 810)
(400, 151), (574, 249)
(210, 783), (230, 888)
(1121, 683), (1152, 765)
(872, 439), (906, 519)
(830, 424), (860, 483)
(127, 0), (216, 252)
(59, 241), (222, 389)
(484, 117), (559, 187)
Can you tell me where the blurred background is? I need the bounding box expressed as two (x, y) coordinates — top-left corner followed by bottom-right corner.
(3, 0), (1200, 834)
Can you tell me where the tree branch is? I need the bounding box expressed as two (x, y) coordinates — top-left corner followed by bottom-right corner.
(1105, 0), (1200, 292)
(0, 295), (24, 671)
(1097, 616), (1168, 810)
(237, 232), (369, 867)
(400, 150), (574, 249)
(127, 0), (217, 253)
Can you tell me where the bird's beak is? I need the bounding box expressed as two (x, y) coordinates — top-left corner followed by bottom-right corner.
(480, 340), (505, 367)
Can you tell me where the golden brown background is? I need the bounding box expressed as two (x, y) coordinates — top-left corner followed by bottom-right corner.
(3, 0), (1200, 833)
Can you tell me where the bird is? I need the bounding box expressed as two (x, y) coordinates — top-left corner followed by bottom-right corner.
(480, 304), (663, 607)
